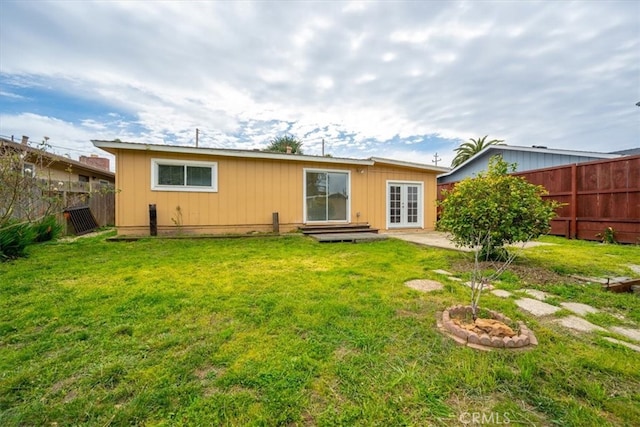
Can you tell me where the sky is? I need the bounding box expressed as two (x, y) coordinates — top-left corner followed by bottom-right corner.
(1, 0), (639, 170)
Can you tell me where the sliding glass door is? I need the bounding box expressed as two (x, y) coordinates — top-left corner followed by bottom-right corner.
(305, 170), (349, 222)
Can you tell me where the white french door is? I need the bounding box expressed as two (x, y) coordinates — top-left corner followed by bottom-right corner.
(387, 182), (423, 228)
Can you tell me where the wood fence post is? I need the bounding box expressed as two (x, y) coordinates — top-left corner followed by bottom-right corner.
(149, 204), (157, 236)
(570, 164), (577, 239)
(272, 212), (279, 233)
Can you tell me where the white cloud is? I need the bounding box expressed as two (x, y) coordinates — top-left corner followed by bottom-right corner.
(0, 0), (637, 169)
(0, 113), (117, 170)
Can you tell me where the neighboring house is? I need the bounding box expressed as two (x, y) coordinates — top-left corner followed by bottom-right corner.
(609, 147), (640, 156)
(92, 140), (449, 236)
(1, 136), (115, 190)
(438, 145), (621, 184)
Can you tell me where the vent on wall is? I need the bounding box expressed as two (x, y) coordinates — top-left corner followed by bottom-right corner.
(64, 206), (99, 235)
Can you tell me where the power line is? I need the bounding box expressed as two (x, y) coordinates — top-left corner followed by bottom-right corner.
(0, 134), (107, 157)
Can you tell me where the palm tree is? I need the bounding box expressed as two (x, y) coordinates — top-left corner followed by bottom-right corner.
(451, 135), (504, 168)
(264, 135), (303, 154)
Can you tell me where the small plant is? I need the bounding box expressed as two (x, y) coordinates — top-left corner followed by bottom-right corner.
(596, 227), (616, 244)
(0, 221), (36, 261)
(171, 206), (183, 232)
(32, 215), (63, 242)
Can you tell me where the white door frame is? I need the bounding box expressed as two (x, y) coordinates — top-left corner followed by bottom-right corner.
(386, 180), (424, 229)
(303, 168), (351, 223)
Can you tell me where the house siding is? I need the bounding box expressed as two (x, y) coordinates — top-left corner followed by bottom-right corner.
(439, 149), (612, 184)
(113, 149), (438, 235)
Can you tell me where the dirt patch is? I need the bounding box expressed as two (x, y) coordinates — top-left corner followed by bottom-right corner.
(452, 317), (516, 338)
(50, 376), (77, 393)
(451, 260), (581, 286)
(333, 345), (358, 360)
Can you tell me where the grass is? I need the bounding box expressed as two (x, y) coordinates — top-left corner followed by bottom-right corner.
(1, 233), (639, 426)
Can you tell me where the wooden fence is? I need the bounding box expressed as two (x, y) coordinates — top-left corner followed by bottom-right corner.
(13, 181), (116, 235)
(438, 155), (640, 244)
(59, 184), (115, 234)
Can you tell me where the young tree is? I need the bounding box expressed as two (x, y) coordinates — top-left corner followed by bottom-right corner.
(0, 139), (63, 259)
(264, 135), (303, 154)
(438, 156), (560, 319)
(451, 135), (504, 168)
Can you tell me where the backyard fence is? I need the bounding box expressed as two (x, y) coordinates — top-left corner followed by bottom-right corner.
(9, 180), (116, 235)
(438, 155), (640, 244)
(57, 183), (115, 234)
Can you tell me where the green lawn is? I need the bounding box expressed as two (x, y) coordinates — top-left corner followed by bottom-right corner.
(1, 233), (639, 426)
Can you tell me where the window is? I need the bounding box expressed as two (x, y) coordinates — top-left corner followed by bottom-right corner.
(22, 162), (35, 177)
(78, 175), (90, 183)
(151, 159), (218, 192)
(304, 169), (349, 222)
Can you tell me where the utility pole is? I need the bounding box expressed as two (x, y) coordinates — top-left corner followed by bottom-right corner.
(322, 138), (325, 156)
(196, 128), (199, 147)
(432, 152), (441, 166)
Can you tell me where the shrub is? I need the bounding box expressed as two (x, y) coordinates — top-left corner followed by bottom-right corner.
(0, 221), (36, 261)
(32, 215), (63, 242)
(437, 155), (561, 318)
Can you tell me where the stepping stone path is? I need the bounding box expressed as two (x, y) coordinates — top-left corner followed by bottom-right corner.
(524, 289), (549, 300)
(463, 281), (495, 290)
(486, 288), (640, 352)
(627, 264), (640, 275)
(604, 337), (640, 352)
(431, 269), (463, 281)
(432, 269), (453, 276)
(405, 279), (443, 292)
(491, 289), (513, 298)
(515, 298), (561, 316)
(555, 316), (605, 333)
(610, 326), (640, 342)
(560, 302), (599, 316)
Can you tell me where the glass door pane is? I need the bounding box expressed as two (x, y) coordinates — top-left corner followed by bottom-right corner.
(390, 185), (401, 224)
(306, 171), (349, 222)
(327, 172), (348, 221)
(406, 186), (418, 224)
(306, 172), (327, 221)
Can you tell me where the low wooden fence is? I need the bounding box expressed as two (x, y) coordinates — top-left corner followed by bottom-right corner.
(438, 155), (639, 244)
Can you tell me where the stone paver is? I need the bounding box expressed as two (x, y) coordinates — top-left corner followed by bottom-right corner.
(555, 316), (605, 333)
(603, 337), (640, 352)
(464, 281), (495, 290)
(627, 264), (640, 275)
(491, 289), (513, 298)
(610, 326), (640, 343)
(405, 279), (443, 293)
(448, 277), (462, 282)
(432, 269), (453, 276)
(560, 302), (599, 316)
(515, 298), (561, 316)
(522, 289), (549, 301)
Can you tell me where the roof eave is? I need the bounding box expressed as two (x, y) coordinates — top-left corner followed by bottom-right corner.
(438, 145), (621, 177)
(370, 156), (450, 173)
(92, 140), (376, 166)
(1, 138), (114, 177)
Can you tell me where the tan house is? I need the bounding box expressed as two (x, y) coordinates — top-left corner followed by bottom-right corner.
(1, 136), (114, 190)
(92, 140), (449, 236)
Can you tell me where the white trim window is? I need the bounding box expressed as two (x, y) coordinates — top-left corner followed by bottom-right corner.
(151, 159), (218, 192)
(303, 168), (350, 223)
